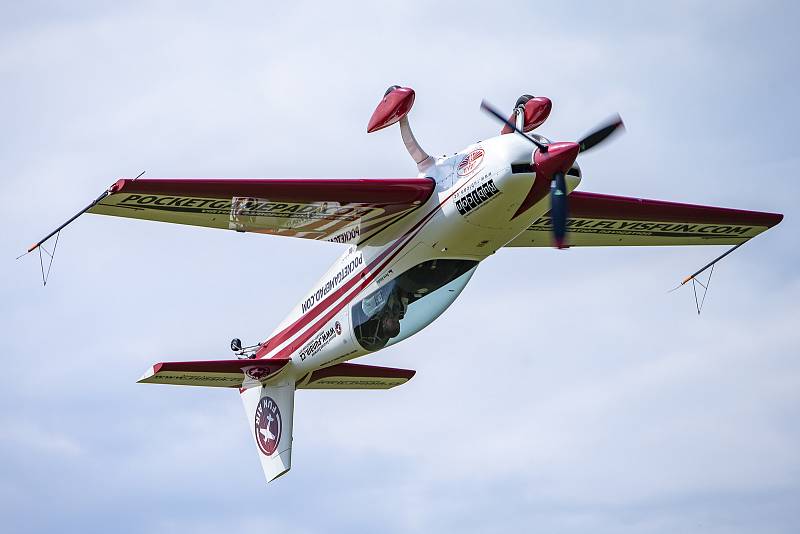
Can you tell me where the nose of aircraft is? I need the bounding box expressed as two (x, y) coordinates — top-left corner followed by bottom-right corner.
(532, 142), (580, 178)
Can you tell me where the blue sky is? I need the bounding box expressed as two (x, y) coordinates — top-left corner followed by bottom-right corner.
(2, 1), (799, 532)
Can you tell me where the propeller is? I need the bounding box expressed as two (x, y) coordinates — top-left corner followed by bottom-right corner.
(550, 171), (568, 248)
(577, 113), (625, 153)
(480, 100), (549, 152)
(480, 100), (624, 248)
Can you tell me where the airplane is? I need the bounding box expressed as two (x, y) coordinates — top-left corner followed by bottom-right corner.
(260, 427), (275, 442)
(24, 86), (783, 483)
(259, 417), (276, 442)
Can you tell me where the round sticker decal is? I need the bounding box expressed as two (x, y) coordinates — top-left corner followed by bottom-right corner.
(254, 395), (282, 456)
(245, 366), (269, 380)
(335, 321), (342, 335)
(457, 148), (485, 177)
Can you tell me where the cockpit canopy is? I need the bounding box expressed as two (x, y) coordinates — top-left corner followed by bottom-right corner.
(352, 259), (478, 351)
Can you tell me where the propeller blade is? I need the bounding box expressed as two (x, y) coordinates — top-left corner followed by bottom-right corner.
(577, 113), (625, 153)
(550, 171), (569, 249)
(480, 100), (548, 151)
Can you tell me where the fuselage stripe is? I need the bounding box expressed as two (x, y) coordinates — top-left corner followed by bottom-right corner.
(268, 215), (434, 360)
(258, 169), (487, 359)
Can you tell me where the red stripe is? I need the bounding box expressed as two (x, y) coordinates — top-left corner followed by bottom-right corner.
(257, 188), (456, 357)
(269, 219), (431, 360)
(110, 177), (434, 204)
(258, 167), (487, 360)
(258, 210), (430, 358)
(255, 232), (409, 356)
(266, 181), (473, 359)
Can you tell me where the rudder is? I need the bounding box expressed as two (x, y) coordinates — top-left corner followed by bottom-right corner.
(241, 379), (295, 483)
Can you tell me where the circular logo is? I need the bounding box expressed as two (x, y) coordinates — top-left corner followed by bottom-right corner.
(335, 321), (342, 335)
(254, 396), (282, 456)
(457, 148), (485, 176)
(245, 366), (269, 380)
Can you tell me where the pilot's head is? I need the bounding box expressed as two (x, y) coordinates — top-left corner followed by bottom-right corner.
(379, 316), (401, 338)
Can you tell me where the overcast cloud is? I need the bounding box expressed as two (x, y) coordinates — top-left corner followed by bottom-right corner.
(1, 1), (799, 532)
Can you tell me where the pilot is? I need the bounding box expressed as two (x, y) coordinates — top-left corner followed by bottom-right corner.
(357, 285), (407, 349)
(377, 290), (406, 339)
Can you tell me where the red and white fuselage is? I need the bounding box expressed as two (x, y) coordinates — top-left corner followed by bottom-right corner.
(258, 132), (578, 379)
(31, 85), (780, 484)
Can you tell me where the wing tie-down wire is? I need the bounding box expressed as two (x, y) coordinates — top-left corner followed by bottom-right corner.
(16, 171), (145, 286)
(670, 241), (746, 315)
(690, 263), (714, 315)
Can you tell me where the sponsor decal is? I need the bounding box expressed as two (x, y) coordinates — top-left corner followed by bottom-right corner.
(457, 148), (485, 177)
(313, 379), (405, 387)
(455, 178), (500, 216)
(254, 396), (282, 456)
(150, 374), (236, 383)
(376, 269), (394, 284)
(115, 194), (372, 222)
(327, 226), (360, 243)
(528, 217), (756, 238)
(301, 255), (363, 313)
(298, 321), (341, 361)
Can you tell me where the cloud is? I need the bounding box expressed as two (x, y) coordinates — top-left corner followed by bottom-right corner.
(1, 1), (798, 533)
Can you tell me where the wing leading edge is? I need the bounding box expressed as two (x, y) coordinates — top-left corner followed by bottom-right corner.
(88, 177), (435, 245)
(506, 191), (783, 247)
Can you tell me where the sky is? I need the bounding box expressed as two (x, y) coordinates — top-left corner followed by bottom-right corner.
(1, 1), (799, 532)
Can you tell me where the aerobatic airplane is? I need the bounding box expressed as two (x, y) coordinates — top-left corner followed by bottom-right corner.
(25, 86), (782, 482)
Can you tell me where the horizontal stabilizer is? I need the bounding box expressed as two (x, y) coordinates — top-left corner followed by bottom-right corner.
(138, 358), (291, 388)
(296, 362), (415, 389)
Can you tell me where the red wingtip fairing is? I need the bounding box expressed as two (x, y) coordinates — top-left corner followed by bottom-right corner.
(367, 86), (415, 133)
(501, 96), (552, 134)
(109, 179), (125, 193)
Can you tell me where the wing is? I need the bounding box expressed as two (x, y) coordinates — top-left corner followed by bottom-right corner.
(506, 191), (783, 247)
(88, 177), (435, 245)
(296, 362), (415, 389)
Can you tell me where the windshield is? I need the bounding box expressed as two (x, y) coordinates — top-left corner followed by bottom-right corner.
(352, 259), (478, 351)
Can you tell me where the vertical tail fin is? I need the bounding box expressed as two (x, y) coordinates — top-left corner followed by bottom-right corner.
(241, 380), (295, 483)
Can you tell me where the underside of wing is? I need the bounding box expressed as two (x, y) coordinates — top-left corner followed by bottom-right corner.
(137, 358), (292, 388)
(89, 177), (435, 245)
(506, 191), (783, 247)
(296, 362), (415, 389)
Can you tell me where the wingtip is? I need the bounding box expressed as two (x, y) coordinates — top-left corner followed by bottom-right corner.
(137, 363), (160, 383)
